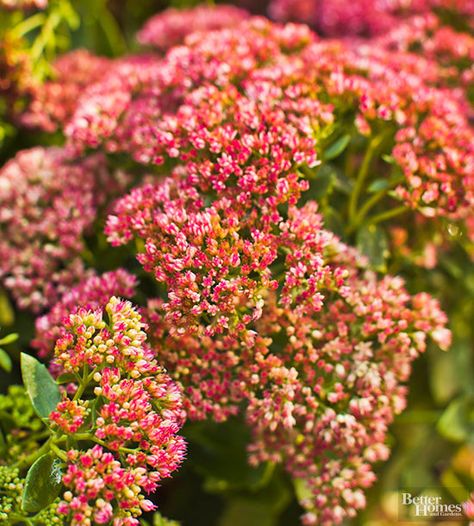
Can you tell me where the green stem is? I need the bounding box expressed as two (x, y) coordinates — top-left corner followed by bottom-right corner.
(49, 442), (67, 461)
(348, 134), (387, 225)
(368, 206), (407, 226)
(353, 189), (388, 226)
(7, 513), (34, 526)
(11, 13), (45, 38)
(73, 366), (93, 401)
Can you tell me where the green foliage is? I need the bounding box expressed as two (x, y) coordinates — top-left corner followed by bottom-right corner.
(323, 133), (351, 161)
(22, 454), (62, 513)
(152, 512), (181, 526)
(20, 353), (61, 420)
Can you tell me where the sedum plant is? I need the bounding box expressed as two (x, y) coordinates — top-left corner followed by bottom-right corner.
(0, 1), (472, 525)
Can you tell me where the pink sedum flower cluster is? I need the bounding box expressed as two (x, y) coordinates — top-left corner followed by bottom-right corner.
(2, 5), (465, 523)
(267, 0), (474, 36)
(0, 147), (111, 311)
(33, 269), (137, 358)
(67, 19), (473, 225)
(21, 50), (112, 132)
(56, 15), (467, 522)
(141, 202), (450, 524)
(137, 4), (250, 51)
(49, 296), (186, 526)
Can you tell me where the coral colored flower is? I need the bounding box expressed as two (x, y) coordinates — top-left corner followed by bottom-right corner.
(21, 49), (112, 132)
(33, 269), (137, 358)
(143, 203), (450, 524)
(51, 298), (185, 526)
(137, 4), (250, 51)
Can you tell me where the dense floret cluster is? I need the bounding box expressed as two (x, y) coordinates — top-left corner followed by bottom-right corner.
(33, 269), (138, 358)
(0, 147), (130, 311)
(50, 297), (186, 526)
(139, 200), (450, 524)
(267, 0), (474, 36)
(137, 4), (250, 50)
(21, 50), (112, 132)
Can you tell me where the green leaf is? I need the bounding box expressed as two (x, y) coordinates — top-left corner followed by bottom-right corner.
(294, 478), (313, 503)
(323, 134), (351, 161)
(437, 396), (474, 443)
(367, 179), (390, 193)
(356, 224), (389, 271)
(0, 333), (18, 346)
(382, 154), (395, 164)
(0, 290), (14, 326)
(22, 453), (62, 513)
(0, 348), (12, 373)
(21, 353), (61, 420)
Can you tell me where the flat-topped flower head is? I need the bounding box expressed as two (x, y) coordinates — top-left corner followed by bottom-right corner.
(58, 445), (155, 526)
(143, 202), (450, 523)
(33, 269), (138, 358)
(137, 4), (250, 51)
(21, 49), (112, 132)
(0, 147), (100, 311)
(55, 296), (156, 376)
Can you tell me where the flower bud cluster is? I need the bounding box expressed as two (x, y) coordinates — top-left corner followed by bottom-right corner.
(49, 297), (185, 526)
(137, 4), (250, 51)
(0, 147), (127, 311)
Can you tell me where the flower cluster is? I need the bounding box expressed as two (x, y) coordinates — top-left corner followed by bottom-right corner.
(267, 0), (474, 36)
(0, 466), (24, 522)
(63, 17), (465, 521)
(21, 49), (112, 132)
(66, 18), (316, 157)
(50, 297), (185, 526)
(298, 40), (474, 219)
(143, 202), (450, 524)
(68, 18), (473, 226)
(0, 0), (47, 10)
(33, 269), (137, 358)
(0, 4), (466, 524)
(376, 13), (474, 111)
(0, 147), (122, 311)
(137, 4), (250, 51)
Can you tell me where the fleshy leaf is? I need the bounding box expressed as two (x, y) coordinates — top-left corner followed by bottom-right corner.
(22, 453), (63, 513)
(0, 333), (18, 346)
(21, 353), (61, 419)
(323, 134), (351, 160)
